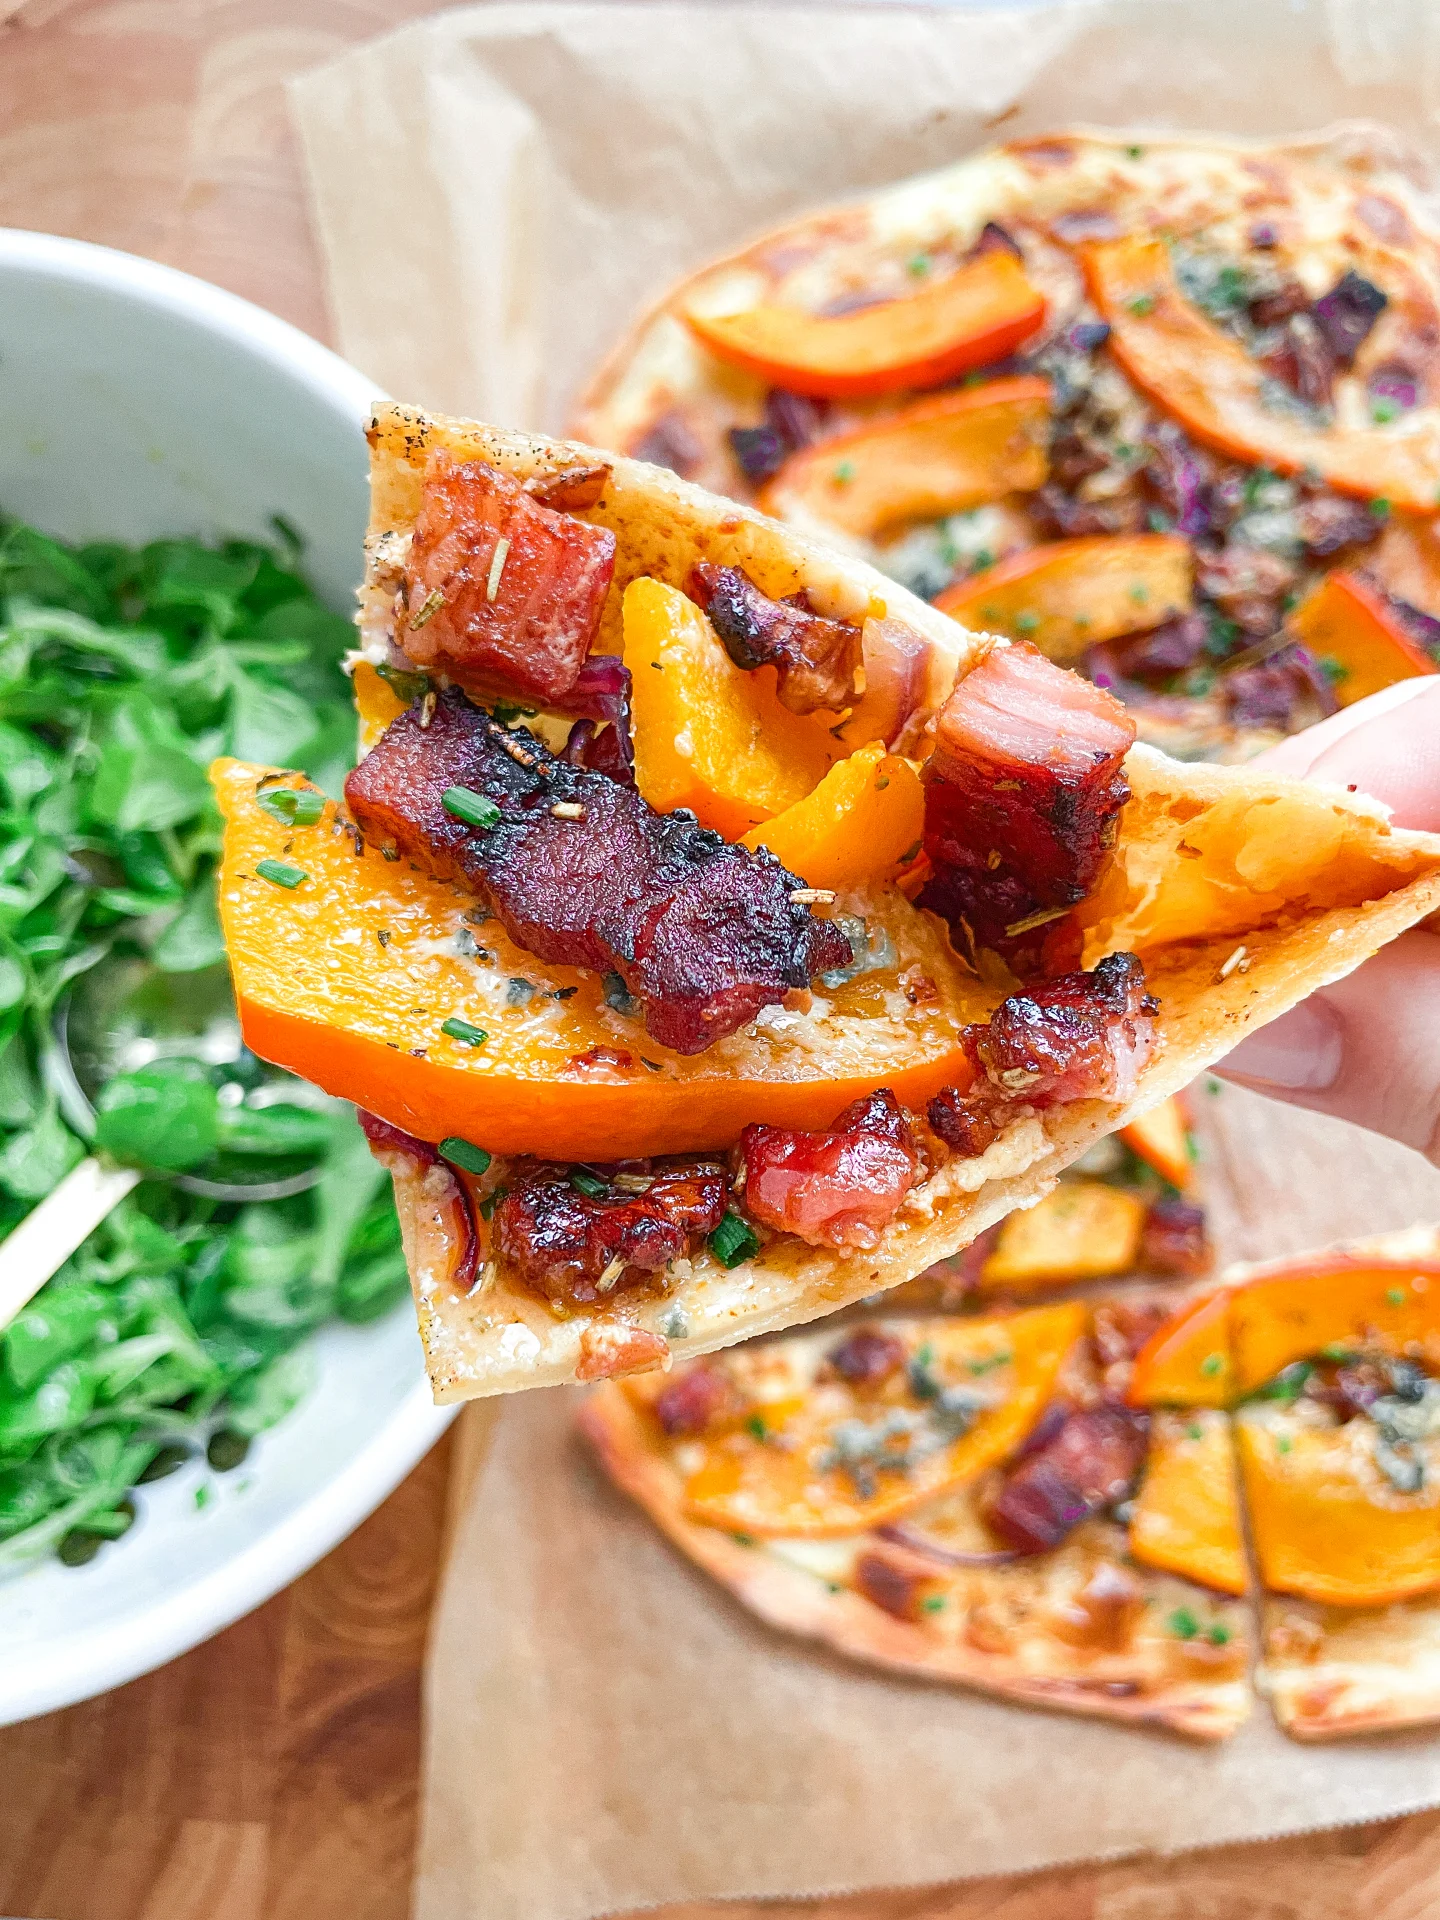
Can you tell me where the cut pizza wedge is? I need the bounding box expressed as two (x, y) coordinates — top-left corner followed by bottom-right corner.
(214, 405), (1440, 1398)
(580, 1288), (1253, 1739)
(1214, 1226), (1440, 1741)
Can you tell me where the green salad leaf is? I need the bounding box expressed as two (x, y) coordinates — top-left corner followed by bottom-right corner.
(0, 514), (409, 1571)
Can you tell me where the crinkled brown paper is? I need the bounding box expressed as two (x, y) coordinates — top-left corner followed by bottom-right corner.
(292, 5), (1440, 1912)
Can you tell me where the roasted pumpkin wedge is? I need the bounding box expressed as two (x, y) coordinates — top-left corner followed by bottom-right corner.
(1237, 1411), (1440, 1607)
(1129, 1408), (1248, 1596)
(212, 760), (980, 1160)
(1128, 1286), (1233, 1408)
(977, 1179), (1148, 1293)
(1229, 1258), (1440, 1394)
(683, 248), (1046, 399)
(653, 1302), (1085, 1537)
(623, 576), (838, 837)
(935, 535), (1192, 663)
(1119, 1094), (1194, 1190)
(1287, 569), (1437, 708)
(1085, 235), (1440, 512)
(740, 740), (925, 891)
(758, 376), (1051, 539)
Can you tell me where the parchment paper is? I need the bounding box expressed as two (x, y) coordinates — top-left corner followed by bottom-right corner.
(290, 3), (1440, 1910)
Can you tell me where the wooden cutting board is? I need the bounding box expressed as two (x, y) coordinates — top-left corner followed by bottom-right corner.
(3, 2), (1440, 1915)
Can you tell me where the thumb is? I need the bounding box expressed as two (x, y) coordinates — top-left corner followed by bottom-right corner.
(1219, 930), (1440, 1163)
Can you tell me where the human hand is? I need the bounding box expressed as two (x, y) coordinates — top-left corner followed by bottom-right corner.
(1218, 677), (1440, 1163)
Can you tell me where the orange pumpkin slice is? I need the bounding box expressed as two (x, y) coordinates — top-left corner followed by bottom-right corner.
(1085, 236), (1440, 512)
(685, 249), (1046, 399)
(1119, 1093), (1194, 1190)
(354, 660), (410, 753)
(1129, 1409), (1248, 1596)
(1229, 1258), (1440, 1394)
(740, 741), (925, 891)
(977, 1180), (1147, 1293)
(623, 577), (838, 837)
(759, 375), (1051, 539)
(212, 760), (980, 1161)
(1287, 568), (1437, 708)
(670, 1302), (1085, 1537)
(1237, 1413), (1440, 1607)
(1128, 1287), (1233, 1408)
(935, 535), (1192, 663)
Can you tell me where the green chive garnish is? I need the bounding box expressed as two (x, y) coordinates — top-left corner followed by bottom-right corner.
(256, 786), (325, 828)
(920, 1594), (947, 1613)
(440, 1137), (492, 1175)
(568, 1168), (608, 1198)
(745, 1414), (768, 1442)
(478, 1185), (508, 1220)
(710, 1211), (760, 1268)
(443, 786), (502, 830)
(255, 858), (307, 889)
(441, 1016), (488, 1047)
(1167, 1607), (1200, 1640)
(1200, 1352), (1225, 1377)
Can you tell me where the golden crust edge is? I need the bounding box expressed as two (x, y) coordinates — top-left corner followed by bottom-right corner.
(575, 1382), (1249, 1741)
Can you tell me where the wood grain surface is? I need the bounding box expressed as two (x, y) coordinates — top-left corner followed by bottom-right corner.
(3, 2), (1440, 1914)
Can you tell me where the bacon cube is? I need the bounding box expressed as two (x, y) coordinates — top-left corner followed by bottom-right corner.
(399, 449), (615, 704)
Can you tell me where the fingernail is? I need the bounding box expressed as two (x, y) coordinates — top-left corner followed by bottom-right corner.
(1218, 996), (1344, 1092)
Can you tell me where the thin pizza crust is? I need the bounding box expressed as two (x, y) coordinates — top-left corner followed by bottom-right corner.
(579, 1369), (1251, 1741)
(293, 405), (1440, 1399)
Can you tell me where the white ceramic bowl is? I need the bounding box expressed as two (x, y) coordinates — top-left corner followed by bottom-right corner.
(0, 229), (453, 1726)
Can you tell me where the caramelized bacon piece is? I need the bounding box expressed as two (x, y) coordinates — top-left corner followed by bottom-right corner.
(652, 1362), (736, 1436)
(524, 463), (611, 512)
(399, 449), (615, 704)
(738, 1089), (920, 1250)
(357, 1110), (479, 1291)
(823, 1326), (906, 1387)
(927, 954), (1158, 1156)
(984, 1402), (1149, 1555)
(493, 1157), (726, 1308)
(918, 641), (1135, 965)
(1140, 1197), (1211, 1276)
(344, 689), (850, 1053)
(687, 563), (862, 715)
(854, 1549), (933, 1623)
(965, 953), (1157, 1107)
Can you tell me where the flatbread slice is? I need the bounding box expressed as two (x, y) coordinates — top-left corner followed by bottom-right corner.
(579, 1297), (1252, 1739)
(216, 404), (1440, 1398)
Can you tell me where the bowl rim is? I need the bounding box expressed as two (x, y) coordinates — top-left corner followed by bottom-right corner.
(0, 225), (380, 425)
(0, 230), (454, 1727)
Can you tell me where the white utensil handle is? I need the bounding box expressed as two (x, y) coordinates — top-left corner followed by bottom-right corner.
(0, 1158), (142, 1331)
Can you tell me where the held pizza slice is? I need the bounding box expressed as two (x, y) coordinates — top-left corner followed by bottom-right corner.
(580, 1289), (1253, 1740)
(577, 128), (1440, 761)
(214, 406), (1440, 1397)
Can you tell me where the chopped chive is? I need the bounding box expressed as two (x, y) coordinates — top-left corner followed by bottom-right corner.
(745, 1413), (769, 1442)
(1187, 1422), (1204, 1441)
(1167, 1606), (1200, 1640)
(731, 1532), (757, 1547)
(1370, 496), (1392, 519)
(1386, 1286), (1407, 1307)
(1207, 1622), (1232, 1646)
(440, 1136), (492, 1175)
(920, 1594), (947, 1613)
(832, 460), (857, 486)
(440, 1016), (488, 1047)
(478, 1185), (508, 1221)
(568, 1167), (609, 1198)
(710, 1211), (760, 1268)
(1013, 610), (1040, 635)
(255, 857), (307, 889)
(1275, 1434), (1292, 1454)
(1372, 398), (1400, 425)
(1127, 292), (1155, 316)
(906, 252), (931, 277)
(256, 785), (325, 827)
(1200, 1352), (1225, 1377)
(443, 786), (501, 830)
